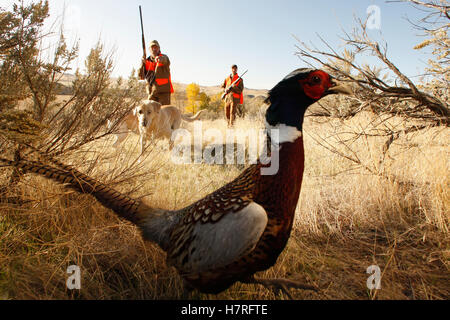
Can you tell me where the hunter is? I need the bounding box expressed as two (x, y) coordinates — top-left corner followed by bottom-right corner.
(139, 40), (174, 105)
(222, 64), (244, 127)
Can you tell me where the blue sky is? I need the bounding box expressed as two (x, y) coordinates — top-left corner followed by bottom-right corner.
(2, 0), (431, 89)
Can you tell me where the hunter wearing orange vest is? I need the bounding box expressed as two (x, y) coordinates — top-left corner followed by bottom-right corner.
(222, 64), (244, 127)
(139, 40), (174, 105)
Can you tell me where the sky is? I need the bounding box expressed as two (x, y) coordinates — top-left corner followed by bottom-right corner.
(1, 0), (433, 89)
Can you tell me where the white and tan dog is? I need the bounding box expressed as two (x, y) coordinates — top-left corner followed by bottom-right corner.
(110, 100), (204, 155)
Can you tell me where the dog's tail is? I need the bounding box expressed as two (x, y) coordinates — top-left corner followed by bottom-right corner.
(0, 157), (154, 226)
(181, 110), (205, 122)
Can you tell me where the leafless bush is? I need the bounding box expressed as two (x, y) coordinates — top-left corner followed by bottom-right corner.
(0, 2), (150, 197)
(296, 0), (449, 179)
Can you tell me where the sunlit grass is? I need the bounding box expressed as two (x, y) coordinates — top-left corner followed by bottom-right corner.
(0, 112), (448, 300)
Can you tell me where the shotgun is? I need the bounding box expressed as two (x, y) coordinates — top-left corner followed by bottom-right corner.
(139, 6), (146, 59)
(221, 69), (248, 100)
(139, 6), (149, 80)
(139, 6), (158, 85)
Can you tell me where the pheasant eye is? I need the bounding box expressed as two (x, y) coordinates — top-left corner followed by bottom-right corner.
(311, 76), (321, 85)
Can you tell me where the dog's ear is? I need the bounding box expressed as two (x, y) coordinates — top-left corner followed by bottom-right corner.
(133, 106), (140, 116)
(153, 101), (162, 113)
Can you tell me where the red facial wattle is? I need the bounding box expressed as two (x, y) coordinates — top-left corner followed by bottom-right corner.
(298, 70), (333, 100)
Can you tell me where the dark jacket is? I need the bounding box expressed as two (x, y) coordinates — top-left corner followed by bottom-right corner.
(139, 53), (173, 94)
(222, 74), (244, 104)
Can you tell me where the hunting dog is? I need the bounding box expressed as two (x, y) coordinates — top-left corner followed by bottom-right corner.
(110, 99), (204, 155)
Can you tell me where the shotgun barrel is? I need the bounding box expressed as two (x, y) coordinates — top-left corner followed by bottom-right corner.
(139, 6), (146, 59)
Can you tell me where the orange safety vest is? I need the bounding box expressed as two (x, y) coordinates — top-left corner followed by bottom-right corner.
(226, 74), (243, 104)
(145, 53), (174, 93)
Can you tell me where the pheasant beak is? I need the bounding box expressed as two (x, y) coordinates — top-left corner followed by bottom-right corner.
(326, 79), (353, 96)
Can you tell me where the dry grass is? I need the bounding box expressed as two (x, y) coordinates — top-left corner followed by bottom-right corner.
(0, 112), (448, 300)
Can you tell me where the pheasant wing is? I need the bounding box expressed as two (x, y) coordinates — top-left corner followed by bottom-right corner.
(168, 199), (268, 274)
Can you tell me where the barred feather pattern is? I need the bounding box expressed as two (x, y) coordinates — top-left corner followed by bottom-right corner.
(0, 158), (146, 224)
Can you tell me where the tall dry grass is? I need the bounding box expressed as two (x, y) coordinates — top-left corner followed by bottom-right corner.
(0, 112), (448, 300)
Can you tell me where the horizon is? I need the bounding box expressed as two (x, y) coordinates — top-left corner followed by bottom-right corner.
(59, 72), (269, 92)
(1, 0), (433, 90)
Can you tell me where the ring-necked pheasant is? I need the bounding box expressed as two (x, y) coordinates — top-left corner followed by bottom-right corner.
(0, 68), (351, 296)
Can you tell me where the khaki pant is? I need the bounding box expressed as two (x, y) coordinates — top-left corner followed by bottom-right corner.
(225, 100), (239, 127)
(149, 92), (171, 106)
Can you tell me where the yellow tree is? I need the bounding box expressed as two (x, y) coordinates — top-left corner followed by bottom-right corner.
(209, 92), (225, 113)
(185, 83), (200, 113)
(198, 92), (211, 110)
